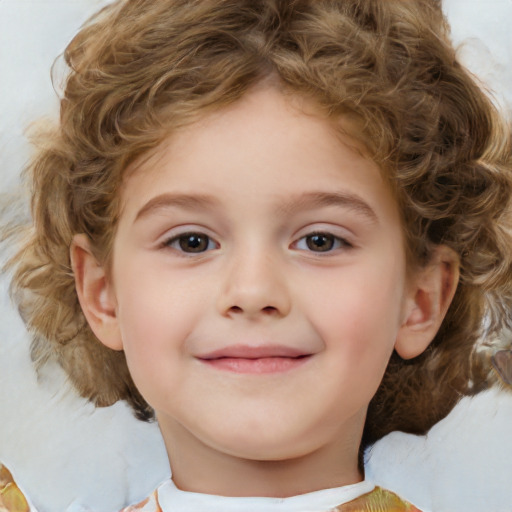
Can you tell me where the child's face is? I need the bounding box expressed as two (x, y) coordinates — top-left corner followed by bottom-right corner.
(95, 86), (417, 466)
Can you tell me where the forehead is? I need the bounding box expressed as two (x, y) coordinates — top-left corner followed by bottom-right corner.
(119, 85), (399, 227)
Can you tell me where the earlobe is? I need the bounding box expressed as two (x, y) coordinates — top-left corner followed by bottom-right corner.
(70, 234), (123, 351)
(395, 245), (460, 360)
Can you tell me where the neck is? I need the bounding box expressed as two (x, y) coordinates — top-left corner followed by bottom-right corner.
(159, 418), (364, 498)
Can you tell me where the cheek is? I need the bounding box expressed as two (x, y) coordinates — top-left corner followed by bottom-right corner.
(113, 284), (194, 407)
(113, 251), (205, 339)
(110, 258), (205, 387)
(303, 256), (405, 371)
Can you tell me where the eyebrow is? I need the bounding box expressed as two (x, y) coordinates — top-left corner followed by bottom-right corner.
(276, 191), (378, 223)
(134, 190), (378, 224)
(134, 193), (220, 222)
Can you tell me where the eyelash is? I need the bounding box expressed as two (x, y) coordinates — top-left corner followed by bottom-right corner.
(161, 230), (352, 255)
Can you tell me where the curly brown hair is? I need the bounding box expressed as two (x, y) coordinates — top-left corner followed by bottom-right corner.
(4, 0), (512, 448)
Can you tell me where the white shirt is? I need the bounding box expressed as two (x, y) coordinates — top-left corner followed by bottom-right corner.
(145, 479), (375, 512)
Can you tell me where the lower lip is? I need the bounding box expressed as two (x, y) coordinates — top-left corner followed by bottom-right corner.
(199, 356), (311, 374)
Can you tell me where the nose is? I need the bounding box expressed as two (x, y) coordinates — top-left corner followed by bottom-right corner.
(217, 247), (291, 319)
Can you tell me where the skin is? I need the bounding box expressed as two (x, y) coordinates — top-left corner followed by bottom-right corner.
(72, 85), (459, 498)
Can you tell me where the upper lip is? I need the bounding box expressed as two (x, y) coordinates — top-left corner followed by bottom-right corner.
(197, 345), (311, 360)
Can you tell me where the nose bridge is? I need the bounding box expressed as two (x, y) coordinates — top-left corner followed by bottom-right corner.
(218, 240), (290, 318)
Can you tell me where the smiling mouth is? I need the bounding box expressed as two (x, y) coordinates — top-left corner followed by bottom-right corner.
(197, 345), (313, 374)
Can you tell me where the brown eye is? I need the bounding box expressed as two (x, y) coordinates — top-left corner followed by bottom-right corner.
(178, 233), (210, 252)
(164, 232), (216, 253)
(293, 232), (352, 253)
(305, 233), (335, 252)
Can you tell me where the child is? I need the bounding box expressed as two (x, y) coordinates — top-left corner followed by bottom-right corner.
(3, 0), (512, 510)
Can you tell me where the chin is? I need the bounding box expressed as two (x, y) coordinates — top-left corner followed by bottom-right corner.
(203, 423), (316, 462)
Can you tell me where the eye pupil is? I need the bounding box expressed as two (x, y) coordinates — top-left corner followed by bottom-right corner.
(179, 234), (208, 252)
(306, 234), (334, 252)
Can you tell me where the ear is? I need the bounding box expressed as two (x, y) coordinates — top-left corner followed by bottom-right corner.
(395, 245), (460, 360)
(70, 234), (123, 351)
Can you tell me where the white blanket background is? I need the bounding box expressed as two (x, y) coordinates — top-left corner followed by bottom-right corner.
(0, 1), (511, 511)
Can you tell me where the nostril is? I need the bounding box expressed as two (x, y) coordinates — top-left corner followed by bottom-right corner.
(228, 305), (278, 315)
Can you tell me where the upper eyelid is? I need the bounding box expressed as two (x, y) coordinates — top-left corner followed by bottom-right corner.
(291, 224), (355, 242)
(159, 225), (217, 242)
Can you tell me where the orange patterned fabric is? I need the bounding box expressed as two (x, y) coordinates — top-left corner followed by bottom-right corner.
(121, 490), (162, 512)
(335, 487), (422, 511)
(0, 465), (30, 512)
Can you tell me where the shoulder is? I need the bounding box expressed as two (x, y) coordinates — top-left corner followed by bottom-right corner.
(336, 486), (423, 512)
